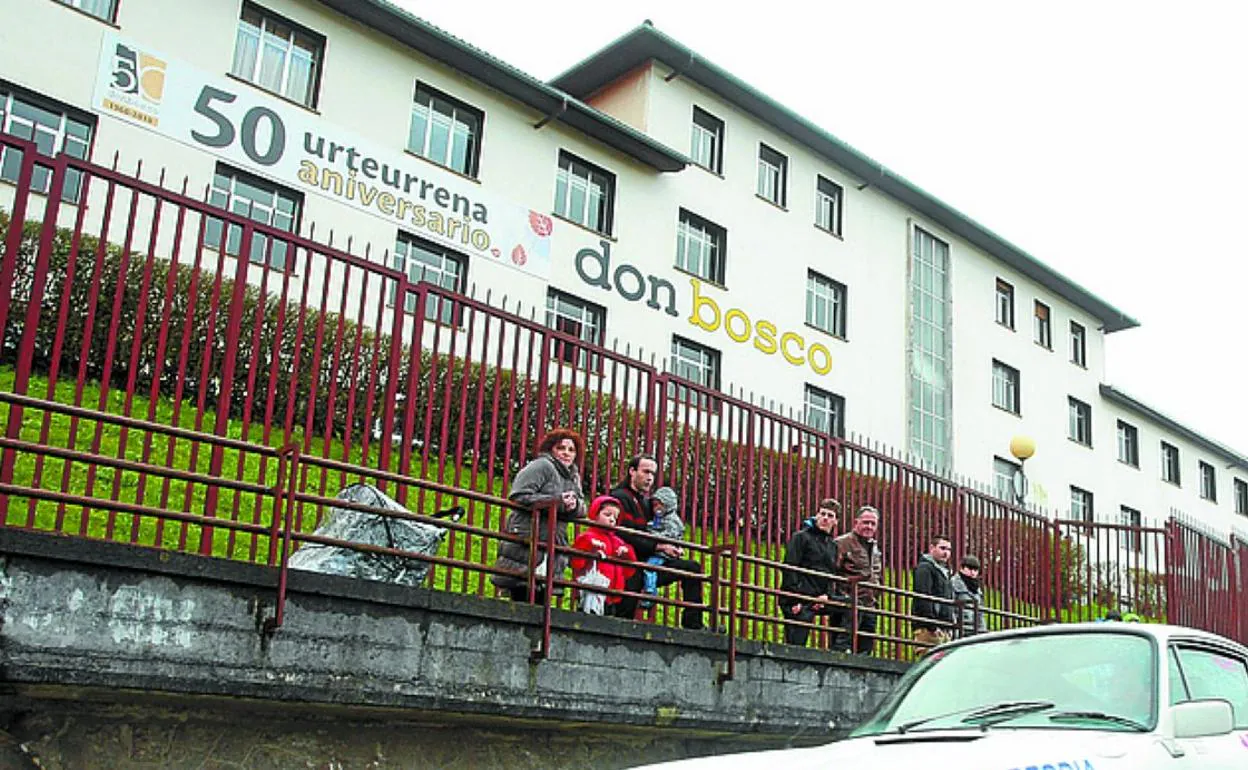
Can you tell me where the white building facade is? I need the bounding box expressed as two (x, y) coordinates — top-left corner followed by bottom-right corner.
(3, 0), (1247, 535)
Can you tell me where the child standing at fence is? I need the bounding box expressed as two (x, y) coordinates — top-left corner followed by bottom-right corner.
(640, 487), (686, 608)
(570, 496), (636, 614)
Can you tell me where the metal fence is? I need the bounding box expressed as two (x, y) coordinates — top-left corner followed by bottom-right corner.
(0, 135), (1244, 656)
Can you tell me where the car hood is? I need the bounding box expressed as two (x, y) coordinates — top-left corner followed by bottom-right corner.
(633, 729), (1151, 769)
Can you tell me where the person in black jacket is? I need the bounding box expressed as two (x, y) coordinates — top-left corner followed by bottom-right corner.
(780, 498), (844, 646)
(911, 534), (955, 652)
(608, 455), (705, 630)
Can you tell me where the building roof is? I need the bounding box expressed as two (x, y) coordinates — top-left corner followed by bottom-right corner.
(1100, 385), (1248, 472)
(314, 1), (689, 173)
(551, 24), (1141, 333)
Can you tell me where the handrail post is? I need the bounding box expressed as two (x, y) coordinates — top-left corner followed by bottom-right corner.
(718, 544), (737, 684)
(850, 579), (861, 654)
(531, 502), (559, 661)
(264, 444), (300, 635)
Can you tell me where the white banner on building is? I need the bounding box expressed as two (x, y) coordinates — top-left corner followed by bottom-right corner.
(91, 33), (553, 279)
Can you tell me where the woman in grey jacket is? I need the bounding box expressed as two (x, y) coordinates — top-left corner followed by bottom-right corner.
(491, 428), (586, 603)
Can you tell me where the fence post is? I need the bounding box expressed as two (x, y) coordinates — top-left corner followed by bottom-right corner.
(1164, 517), (1180, 626)
(530, 502), (559, 661)
(263, 444), (300, 635)
(718, 544), (738, 684)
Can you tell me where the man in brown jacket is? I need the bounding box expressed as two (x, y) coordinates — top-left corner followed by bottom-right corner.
(832, 506), (883, 654)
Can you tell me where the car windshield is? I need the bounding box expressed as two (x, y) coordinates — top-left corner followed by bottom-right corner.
(852, 631), (1157, 736)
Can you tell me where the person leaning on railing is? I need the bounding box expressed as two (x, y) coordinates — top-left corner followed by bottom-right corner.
(950, 554), (987, 636)
(780, 498), (847, 647)
(491, 428), (586, 604)
(911, 534), (956, 651)
(832, 506), (883, 655)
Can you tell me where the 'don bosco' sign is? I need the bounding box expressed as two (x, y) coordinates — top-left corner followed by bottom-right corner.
(575, 240), (833, 376)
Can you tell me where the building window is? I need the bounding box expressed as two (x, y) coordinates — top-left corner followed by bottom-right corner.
(669, 336), (720, 410)
(205, 164), (302, 271)
(408, 83), (483, 177)
(1034, 301), (1051, 348)
(676, 209), (726, 284)
(1199, 461), (1217, 502)
(909, 227), (952, 469)
(806, 271), (847, 339)
(756, 143), (787, 207)
(1161, 441), (1181, 485)
(1068, 397), (1092, 446)
(1120, 506), (1142, 551)
(554, 150), (615, 236)
(231, 3), (324, 108)
(54, 0), (117, 22)
(815, 175), (843, 236)
(994, 456), (1021, 502)
(803, 384), (845, 438)
(991, 360), (1020, 415)
(545, 289), (605, 370)
(390, 231), (466, 325)
(689, 106), (723, 174)
(1117, 420), (1139, 467)
(1070, 321), (1087, 367)
(1070, 486), (1094, 523)
(995, 279), (1015, 329)
(1235, 478), (1248, 516)
(0, 83), (93, 202)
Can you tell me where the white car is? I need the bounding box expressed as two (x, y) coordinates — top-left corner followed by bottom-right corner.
(633, 623), (1248, 769)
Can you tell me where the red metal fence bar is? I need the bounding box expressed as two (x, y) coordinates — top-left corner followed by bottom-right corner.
(1, 135), (1245, 648)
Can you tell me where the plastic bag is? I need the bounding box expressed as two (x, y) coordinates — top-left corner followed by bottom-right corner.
(576, 563), (611, 615)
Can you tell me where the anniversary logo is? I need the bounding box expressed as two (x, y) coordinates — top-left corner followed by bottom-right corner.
(92, 33), (552, 279)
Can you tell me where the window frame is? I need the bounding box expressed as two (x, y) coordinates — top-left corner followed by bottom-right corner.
(1068, 396), (1092, 447)
(230, 2), (326, 109)
(675, 208), (727, 285)
(803, 383), (845, 439)
(389, 229), (468, 326)
(995, 279), (1015, 330)
(1070, 321), (1087, 367)
(1070, 485), (1094, 523)
(553, 149), (616, 236)
(52, 0), (118, 23)
(0, 80), (95, 203)
(1116, 420), (1139, 468)
(690, 106), (724, 175)
(1234, 478), (1248, 516)
(815, 175), (843, 236)
(408, 81), (485, 178)
(1034, 300), (1051, 348)
(756, 143), (788, 207)
(1198, 461), (1217, 502)
(993, 456), (1021, 502)
(544, 288), (607, 373)
(1161, 441), (1182, 486)
(668, 335), (721, 411)
(991, 359), (1020, 415)
(805, 270), (848, 339)
(205, 163), (303, 272)
(1120, 505), (1142, 552)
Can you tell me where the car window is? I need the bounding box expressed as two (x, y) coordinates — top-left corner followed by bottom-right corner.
(1167, 648), (1188, 705)
(1171, 646), (1248, 729)
(854, 632), (1156, 736)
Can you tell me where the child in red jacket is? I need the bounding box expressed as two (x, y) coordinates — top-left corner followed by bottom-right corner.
(571, 496), (636, 612)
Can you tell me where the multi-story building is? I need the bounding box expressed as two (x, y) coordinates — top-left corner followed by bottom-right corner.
(3, 0), (1246, 535)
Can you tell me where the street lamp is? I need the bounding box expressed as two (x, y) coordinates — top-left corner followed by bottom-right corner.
(1009, 435), (1036, 506)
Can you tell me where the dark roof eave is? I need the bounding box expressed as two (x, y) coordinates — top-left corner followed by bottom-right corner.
(314, 0), (687, 173)
(1100, 385), (1248, 472)
(552, 26), (1139, 332)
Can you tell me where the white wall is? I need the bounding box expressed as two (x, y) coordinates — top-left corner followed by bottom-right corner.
(3, 0), (1245, 535)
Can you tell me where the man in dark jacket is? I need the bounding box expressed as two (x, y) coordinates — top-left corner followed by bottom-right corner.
(832, 506), (883, 654)
(608, 455), (705, 630)
(911, 534), (955, 651)
(780, 498), (844, 646)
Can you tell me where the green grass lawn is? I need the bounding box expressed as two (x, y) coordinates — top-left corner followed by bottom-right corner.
(0, 368), (510, 596)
